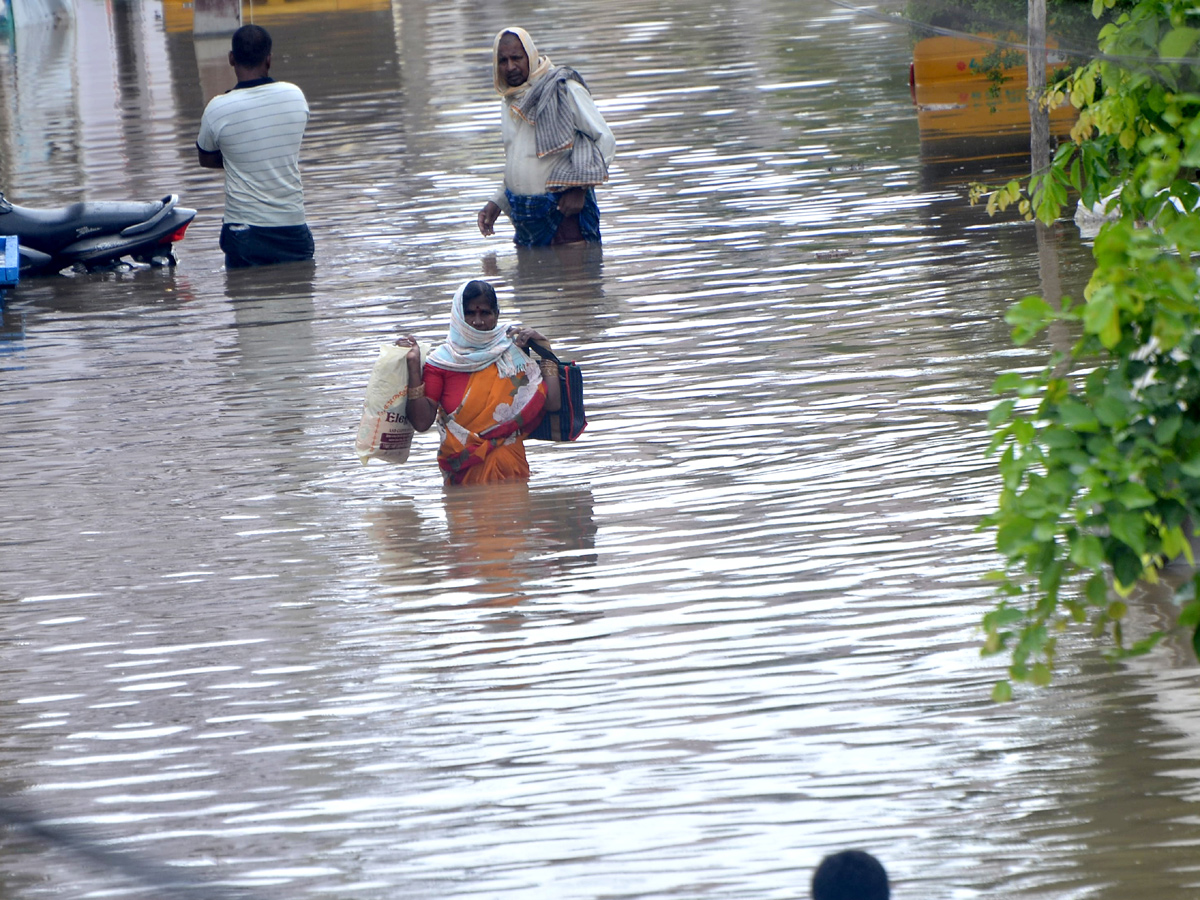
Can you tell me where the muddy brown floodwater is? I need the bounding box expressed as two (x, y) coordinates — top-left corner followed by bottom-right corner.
(2, 0), (1199, 898)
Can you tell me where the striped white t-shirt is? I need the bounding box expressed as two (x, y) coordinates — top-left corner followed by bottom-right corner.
(197, 80), (310, 228)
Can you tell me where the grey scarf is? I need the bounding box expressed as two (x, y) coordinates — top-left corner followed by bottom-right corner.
(511, 66), (608, 191)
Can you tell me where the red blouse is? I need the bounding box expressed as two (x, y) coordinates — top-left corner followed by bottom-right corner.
(423, 364), (471, 413)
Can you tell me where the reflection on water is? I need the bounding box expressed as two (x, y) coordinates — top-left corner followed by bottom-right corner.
(368, 482), (597, 609)
(0, 299), (25, 357)
(482, 242), (609, 353)
(0, 19), (79, 197)
(1, 0), (1199, 898)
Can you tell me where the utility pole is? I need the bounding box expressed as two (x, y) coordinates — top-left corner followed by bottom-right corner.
(1028, 0), (1065, 348)
(1028, 0), (1050, 177)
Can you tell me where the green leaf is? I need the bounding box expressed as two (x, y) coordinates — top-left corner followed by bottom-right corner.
(1069, 533), (1106, 567)
(1161, 525), (1193, 564)
(1042, 427), (1081, 449)
(997, 517), (1036, 555)
(1082, 292), (1121, 347)
(1127, 633), (1164, 656)
(1114, 481), (1157, 509)
(988, 399), (1017, 428)
(1006, 296), (1057, 343)
(1110, 513), (1149, 555)
(1155, 415), (1183, 443)
(983, 606), (1027, 631)
(992, 680), (1013, 702)
(1095, 395), (1130, 428)
(1057, 398), (1101, 431)
(992, 373), (1025, 394)
(1110, 540), (1145, 588)
(1030, 663), (1053, 687)
(1170, 179), (1200, 213)
(1159, 27), (1200, 60)
(1178, 598), (1200, 629)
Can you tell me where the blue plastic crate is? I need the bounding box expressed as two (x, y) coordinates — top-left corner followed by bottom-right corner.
(0, 236), (18, 286)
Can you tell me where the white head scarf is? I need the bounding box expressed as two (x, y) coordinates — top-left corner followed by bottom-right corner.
(425, 280), (530, 377)
(493, 26), (553, 97)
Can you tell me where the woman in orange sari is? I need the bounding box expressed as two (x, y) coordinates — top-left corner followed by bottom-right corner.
(398, 279), (561, 485)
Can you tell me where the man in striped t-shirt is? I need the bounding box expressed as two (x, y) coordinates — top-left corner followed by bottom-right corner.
(197, 24), (314, 268)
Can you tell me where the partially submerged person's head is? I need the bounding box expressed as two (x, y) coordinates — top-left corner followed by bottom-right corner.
(811, 850), (889, 900)
(461, 279), (499, 331)
(231, 24), (272, 69)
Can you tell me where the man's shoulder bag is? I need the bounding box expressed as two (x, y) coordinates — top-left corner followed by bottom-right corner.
(527, 342), (587, 442)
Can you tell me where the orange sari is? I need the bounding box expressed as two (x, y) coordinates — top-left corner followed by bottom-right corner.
(437, 359), (547, 485)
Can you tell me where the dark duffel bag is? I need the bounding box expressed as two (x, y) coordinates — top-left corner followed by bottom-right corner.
(527, 343), (587, 442)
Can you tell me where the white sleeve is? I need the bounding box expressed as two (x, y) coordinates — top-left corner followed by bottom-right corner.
(491, 183), (510, 213)
(196, 102), (219, 153)
(491, 100), (511, 211)
(567, 80), (615, 168)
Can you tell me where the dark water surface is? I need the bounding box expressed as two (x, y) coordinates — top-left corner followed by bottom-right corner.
(2, 1), (1199, 898)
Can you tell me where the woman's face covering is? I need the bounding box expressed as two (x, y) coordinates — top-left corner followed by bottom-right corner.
(464, 296), (499, 332)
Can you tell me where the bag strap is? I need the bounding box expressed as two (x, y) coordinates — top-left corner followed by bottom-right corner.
(525, 341), (563, 365)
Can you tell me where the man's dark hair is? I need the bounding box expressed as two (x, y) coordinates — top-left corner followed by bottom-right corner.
(231, 24), (272, 68)
(811, 850), (889, 900)
(462, 280), (499, 315)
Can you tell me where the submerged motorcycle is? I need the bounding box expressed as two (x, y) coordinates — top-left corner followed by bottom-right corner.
(0, 190), (197, 275)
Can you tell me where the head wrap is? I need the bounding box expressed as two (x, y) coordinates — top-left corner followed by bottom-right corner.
(493, 26), (552, 97)
(425, 280), (529, 377)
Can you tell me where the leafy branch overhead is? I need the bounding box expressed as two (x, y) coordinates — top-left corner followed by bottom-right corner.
(975, 0), (1200, 699)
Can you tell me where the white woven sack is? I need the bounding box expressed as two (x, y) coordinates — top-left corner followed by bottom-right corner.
(354, 342), (427, 465)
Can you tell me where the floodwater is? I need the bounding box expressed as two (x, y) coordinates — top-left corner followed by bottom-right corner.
(1, 0), (1199, 898)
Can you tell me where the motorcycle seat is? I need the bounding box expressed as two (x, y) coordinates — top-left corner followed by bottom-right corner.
(0, 198), (168, 242)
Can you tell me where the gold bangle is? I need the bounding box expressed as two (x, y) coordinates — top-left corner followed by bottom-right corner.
(408, 383), (426, 400)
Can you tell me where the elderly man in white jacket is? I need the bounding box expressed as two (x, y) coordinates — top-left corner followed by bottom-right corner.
(477, 27), (616, 247)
